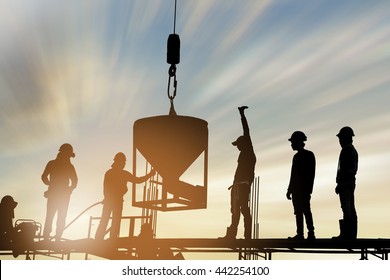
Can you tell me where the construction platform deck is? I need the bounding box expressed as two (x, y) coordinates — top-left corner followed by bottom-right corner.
(2, 238), (390, 260)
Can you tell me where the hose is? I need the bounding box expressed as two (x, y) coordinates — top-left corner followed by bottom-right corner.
(63, 201), (103, 232)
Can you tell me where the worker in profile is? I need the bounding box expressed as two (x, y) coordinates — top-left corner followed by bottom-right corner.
(286, 131), (316, 240)
(95, 152), (155, 240)
(0, 195), (38, 258)
(220, 106), (256, 240)
(41, 143), (78, 242)
(333, 126), (358, 240)
(0, 195), (18, 244)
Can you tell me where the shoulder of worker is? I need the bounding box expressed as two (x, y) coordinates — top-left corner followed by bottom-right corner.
(295, 149), (315, 161)
(341, 144), (358, 155)
(109, 168), (133, 178)
(43, 159), (57, 169)
(304, 149), (315, 157)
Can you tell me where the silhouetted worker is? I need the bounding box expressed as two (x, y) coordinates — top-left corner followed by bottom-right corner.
(333, 126), (358, 240)
(220, 106), (256, 240)
(95, 152), (155, 240)
(286, 131), (316, 240)
(0, 196), (39, 258)
(0, 195), (18, 244)
(41, 143), (78, 242)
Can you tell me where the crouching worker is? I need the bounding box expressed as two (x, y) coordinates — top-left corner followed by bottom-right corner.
(0, 195), (18, 245)
(0, 196), (39, 258)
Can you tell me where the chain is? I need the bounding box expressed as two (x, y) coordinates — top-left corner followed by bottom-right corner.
(167, 65), (177, 101)
(167, 65), (177, 115)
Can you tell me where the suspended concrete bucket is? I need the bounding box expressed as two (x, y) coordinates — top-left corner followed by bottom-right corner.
(132, 115), (208, 211)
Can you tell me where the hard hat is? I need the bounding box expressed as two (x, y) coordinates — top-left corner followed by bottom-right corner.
(114, 152), (126, 162)
(337, 126), (355, 138)
(232, 135), (245, 146)
(0, 195), (18, 209)
(59, 143), (75, 158)
(288, 131), (307, 142)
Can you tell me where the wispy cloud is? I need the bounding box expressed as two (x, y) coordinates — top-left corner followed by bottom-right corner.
(0, 0), (390, 255)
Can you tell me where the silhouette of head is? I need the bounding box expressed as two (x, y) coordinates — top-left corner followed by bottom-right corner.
(288, 131), (307, 151)
(112, 152), (126, 168)
(232, 136), (246, 151)
(59, 143), (75, 158)
(0, 195), (18, 210)
(337, 126), (354, 147)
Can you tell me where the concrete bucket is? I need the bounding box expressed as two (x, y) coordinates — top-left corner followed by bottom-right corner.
(132, 115), (208, 211)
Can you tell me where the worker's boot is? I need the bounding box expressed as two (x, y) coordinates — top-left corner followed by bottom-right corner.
(350, 220), (358, 240)
(289, 215), (304, 240)
(345, 219), (358, 240)
(288, 234), (304, 240)
(332, 219), (345, 240)
(307, 231), (316, 240)
(306, 212), (315, 240)
(219, 227), (237, 240)
(244, 224), (252, 240)
(244, 217), (252, 240)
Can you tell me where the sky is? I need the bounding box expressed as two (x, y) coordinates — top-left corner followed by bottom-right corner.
(0, 0), (390, 260)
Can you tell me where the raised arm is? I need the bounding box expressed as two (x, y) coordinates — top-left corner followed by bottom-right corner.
(239, 106), (250, 138)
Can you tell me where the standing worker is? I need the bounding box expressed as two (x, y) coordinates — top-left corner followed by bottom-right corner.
(95, 152), (155, 240)
(41, 143), (78, 242)
(286, 131), (316, 240)
(220, 106), (256, 240)
(333, 126), (358, 240)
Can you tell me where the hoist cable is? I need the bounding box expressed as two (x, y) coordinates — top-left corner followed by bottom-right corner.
(173, 0), (177, 34)
(167, 0), (180, 113)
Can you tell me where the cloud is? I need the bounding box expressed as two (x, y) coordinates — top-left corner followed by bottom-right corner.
(0, 1), (390, 257)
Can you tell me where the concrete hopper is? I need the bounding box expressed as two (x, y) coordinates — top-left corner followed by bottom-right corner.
(132, 115), (208, 211)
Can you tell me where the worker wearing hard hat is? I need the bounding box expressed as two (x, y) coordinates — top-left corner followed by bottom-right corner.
(220, 106), (256, 240)
(333, 126), (358, 240)
(0, 195), (18, 244)
(41, 143), (78, 242)
(95, 152), (155, 240)
(286, 131), (316, 240)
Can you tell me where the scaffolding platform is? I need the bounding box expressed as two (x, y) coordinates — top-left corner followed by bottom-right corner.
(2, 238), (390, 260)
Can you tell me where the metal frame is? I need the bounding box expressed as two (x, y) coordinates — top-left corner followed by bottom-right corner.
(132, 142), (208, 211)
(2, 237), (390, 260)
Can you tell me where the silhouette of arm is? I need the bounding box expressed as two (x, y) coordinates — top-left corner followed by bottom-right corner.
(103, 171), (110, 198)
(41, 161), (52, 186)
(337, 146), (358, 184)
(287, 151), (316, 198)
(127, 169), (156, 184)
(307, 151), (316, 194)
(69, 165), (78, 189)
(239, 106), (250, 138)
(286, 156), (295, 200)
